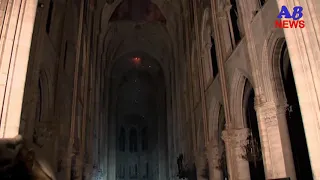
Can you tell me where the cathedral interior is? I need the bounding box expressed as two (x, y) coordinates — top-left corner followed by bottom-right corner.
(0, 0), (319, 180)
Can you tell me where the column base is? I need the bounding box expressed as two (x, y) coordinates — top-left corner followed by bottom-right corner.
(0, 135), (53, 179)
(222, 128), (251, 180)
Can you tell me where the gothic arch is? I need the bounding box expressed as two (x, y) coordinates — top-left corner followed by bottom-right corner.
(200, 7), (214, 83)
(100, 0), (175, 33)
(37, 70), (52, 122)
(101, 24), (173, 94)
(100, 0), (123, 31)
(229, 69), (253, 128)
(261, 29), (287, 103)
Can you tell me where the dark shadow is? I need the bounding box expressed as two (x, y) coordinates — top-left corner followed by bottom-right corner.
(229, 0), (241, 44)
(280, 42), (313, 180)
(210, 37), (218, 78)
(243, 81), (265, 180)
(110, 0), (166, 23)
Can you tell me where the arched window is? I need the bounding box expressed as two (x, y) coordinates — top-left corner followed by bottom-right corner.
(143, 162), (149, 178)
(119, 127), (126, 151)
(141, 127), (148, 151)
(129, 128), (138, 152)
(210, 37), (218, 77)
(129, 164), (138, 178)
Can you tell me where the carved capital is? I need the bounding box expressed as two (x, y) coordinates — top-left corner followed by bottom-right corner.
(254, 101), (288, 127)
(222, 128), (250, 148)
(255, 101), (287, 114)
(254, 94), (267, 105)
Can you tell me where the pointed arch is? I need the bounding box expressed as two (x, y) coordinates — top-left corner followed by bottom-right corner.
(261, 29), (286, 103)
(36, 70), (52, 122)
(201, 7), (218, 84)
(229, 69), (253, 128)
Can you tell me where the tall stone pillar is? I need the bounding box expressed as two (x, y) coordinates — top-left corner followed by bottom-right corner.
(255, 101), (296, 179)
(222, 128), (251, 180)
(206, 143), (222, 180)
(0, 0), (38, 138)
(276, 1), (320, 179)
(196, 149), (208, 180)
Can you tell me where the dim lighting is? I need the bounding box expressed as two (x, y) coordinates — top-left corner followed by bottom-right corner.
(132, 57), (141, 64)
(38, 3), (44, 8)
(241, 131), (262, 168)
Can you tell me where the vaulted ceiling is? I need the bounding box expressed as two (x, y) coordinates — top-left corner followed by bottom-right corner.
(99, 0), (173, 123)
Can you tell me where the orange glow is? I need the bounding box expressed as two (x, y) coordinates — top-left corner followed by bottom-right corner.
(132, 57), (141, 64)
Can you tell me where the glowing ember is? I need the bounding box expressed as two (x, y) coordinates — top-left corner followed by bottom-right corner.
(132, 57), (141, 64)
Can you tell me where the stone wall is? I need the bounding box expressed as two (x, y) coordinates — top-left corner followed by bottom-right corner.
(1, 0), (319, 180)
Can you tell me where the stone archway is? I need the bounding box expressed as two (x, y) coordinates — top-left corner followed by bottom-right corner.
(226, 70), (254, 180)
(272, 38), (313, 180)
(229, 69), (253, 128)
(227, 69), (268, 180)
(261, 29), (286, 103)
(106, 52), (169, 180)
(256, 30), (297, 179)
(259, 30), (313, 179)
(242, 80), (265, 180)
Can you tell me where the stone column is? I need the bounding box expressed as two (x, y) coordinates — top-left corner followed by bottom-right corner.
(216, 10), (233, 57)
(206, 143), (222, 180)
(276, 1), (320, 179)
(255, 101), (296, 179)
(196, 149), (208, 180)
(0, 0), (38, 138)
(222, 128), (251, 180)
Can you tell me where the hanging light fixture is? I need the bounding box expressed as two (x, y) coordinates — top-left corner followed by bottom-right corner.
(241, 131), (263, 167)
